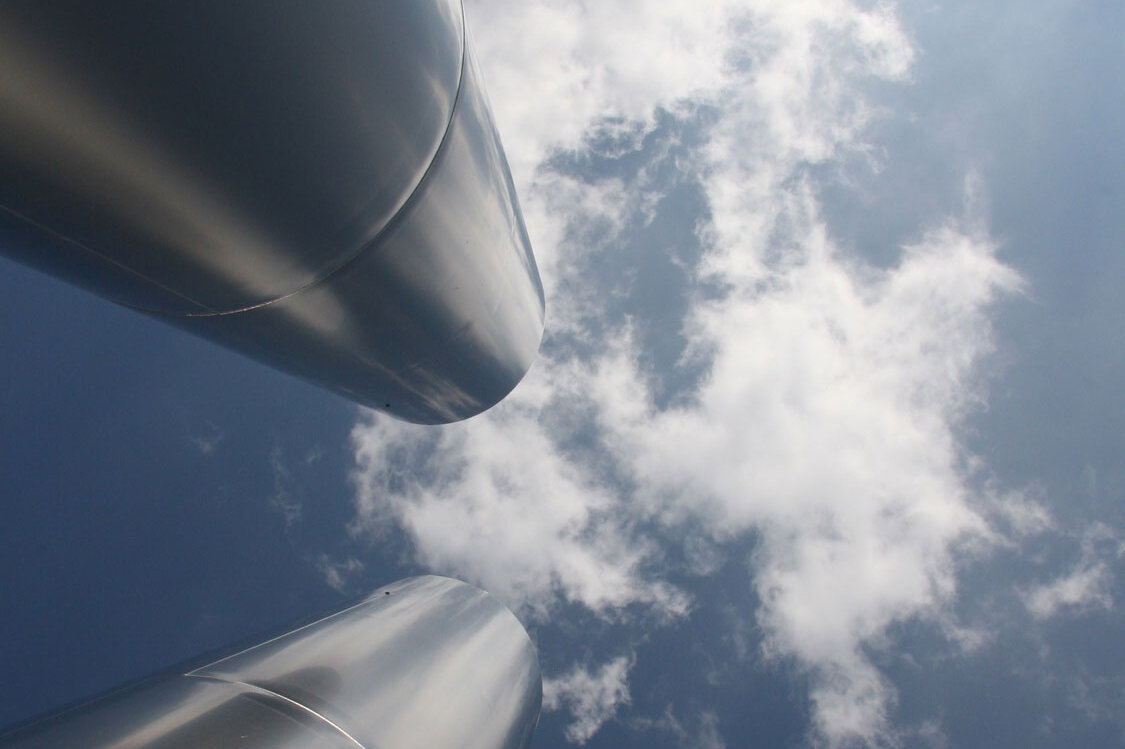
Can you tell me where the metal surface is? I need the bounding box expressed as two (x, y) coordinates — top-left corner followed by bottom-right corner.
(0, 0), (544, 423)
(0, 577), (543, 749)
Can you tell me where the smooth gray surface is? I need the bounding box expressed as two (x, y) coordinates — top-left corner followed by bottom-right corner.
(0, 0), (463, 314)
(0, 577), (542, 749)
(0, 0), (544, 423)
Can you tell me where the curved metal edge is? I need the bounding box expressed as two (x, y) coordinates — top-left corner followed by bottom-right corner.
(0, 0), (543, 424)
(169, 0), (471, 320)
(172, 37), (545, 424)
(0, 0), (467, 316)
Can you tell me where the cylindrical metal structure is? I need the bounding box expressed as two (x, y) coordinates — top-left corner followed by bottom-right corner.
(0, 0), (544, 423)
(0, 576), (543, 749)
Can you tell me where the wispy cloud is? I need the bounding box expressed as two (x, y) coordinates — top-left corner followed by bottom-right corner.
(314, 554), (365, 594)
(1025, 563), (1112, 621)
(269, 444), (302, 531)
(349, 1), (1024, 745)
(544, 655), (635, 744)
(188, 420), (224, 456)
(631, 707), (727, 749)
(1024, 523), (1121, 621)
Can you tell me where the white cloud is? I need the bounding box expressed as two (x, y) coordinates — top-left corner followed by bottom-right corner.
(694, 712), (727, 749)
(1024, 524), (1120, 620)
(465, 0), (737, 189)
(632, 707), (727, 749)
(350, 373), (690, 621)
(543, 656), (634, 744)
(188, 420), (224, 456)
(987, 486), (1054, 541)
(587, 215), (1016, 746)
(268, 444), (306, 532)
(314, 554), (365, 594)
(1025, 562), (1112, 620)
(349, 1), (1023, 745)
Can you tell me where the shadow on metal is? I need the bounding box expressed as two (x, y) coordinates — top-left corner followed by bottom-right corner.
(0, 0), (544, 423)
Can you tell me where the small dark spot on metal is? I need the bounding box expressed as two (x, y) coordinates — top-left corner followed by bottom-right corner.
(384, 403), (391, 408)
(384, 591), (391, 595)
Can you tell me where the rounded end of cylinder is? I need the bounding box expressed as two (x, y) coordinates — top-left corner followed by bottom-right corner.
(194, 575), (543, 749)
(165, 11), (546, 425)
(0, 0), (544, 425)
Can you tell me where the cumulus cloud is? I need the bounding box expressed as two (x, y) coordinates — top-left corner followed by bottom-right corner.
(543, 656), (635, 744)
(349, 1), (1022, 745)
(579, 219), (1016, 746)
(350, 381), (690, 620)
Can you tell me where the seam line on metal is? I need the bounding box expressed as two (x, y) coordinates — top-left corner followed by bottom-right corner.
(165, 0), (471, 320)
(185, 675), (366, 748)
(0, 203), (212, 313)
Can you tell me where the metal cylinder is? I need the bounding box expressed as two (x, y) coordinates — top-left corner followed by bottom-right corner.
(0, 0), (545, 423)
(0, 577), (543, 749)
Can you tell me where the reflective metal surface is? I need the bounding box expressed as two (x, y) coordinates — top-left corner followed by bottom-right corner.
(0, 577), (542, 749)
(0, 0), (544, 423)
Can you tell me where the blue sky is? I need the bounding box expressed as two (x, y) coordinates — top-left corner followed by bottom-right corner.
(3, 1), (1124, 747)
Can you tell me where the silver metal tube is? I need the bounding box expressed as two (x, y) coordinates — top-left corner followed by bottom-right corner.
(0, 1), (544, 423)
(0, 577), (542, 749)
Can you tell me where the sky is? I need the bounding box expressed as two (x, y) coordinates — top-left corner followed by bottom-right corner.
(2, 0), (1124, 747)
